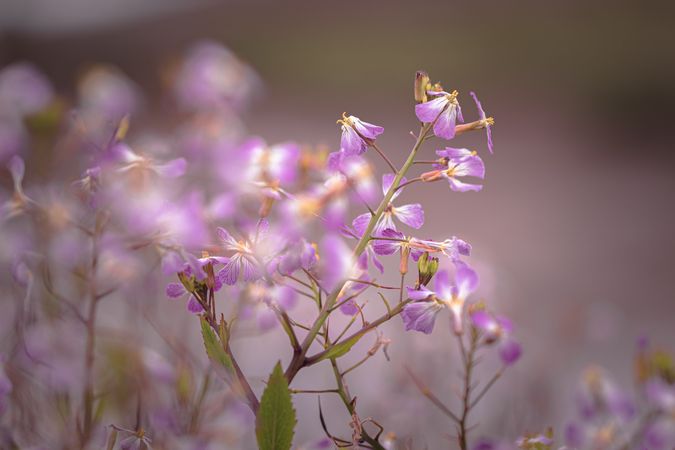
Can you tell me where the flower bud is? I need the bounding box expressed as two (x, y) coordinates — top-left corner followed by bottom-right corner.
(414, 71), (430, 103)
(417, 252), (438, 287)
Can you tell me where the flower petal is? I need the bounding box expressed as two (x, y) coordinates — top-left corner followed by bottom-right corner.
(218, 256), (240, 285)
(165, 283), (186, 298)
(433, 105), (457, 140)
(415, 96), (447, 123)
(393, 203), (425, 229)
(401, 301), (443, 334)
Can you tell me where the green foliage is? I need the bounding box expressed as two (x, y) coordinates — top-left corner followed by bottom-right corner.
(313, 333), (364, 363)
(200, 316), (235, 374)
(256, 362), (297, 450)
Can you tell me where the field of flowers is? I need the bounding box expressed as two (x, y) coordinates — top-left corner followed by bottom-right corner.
(0, 40), (673, 450)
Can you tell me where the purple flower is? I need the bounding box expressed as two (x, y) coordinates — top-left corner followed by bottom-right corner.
(241, 137), (300, 185)
(415, 90), (463, 140)
(433, 147), (485, 192)
(318, 234), (355, 292)
(645, 378), (675, 413)
(216, 227), (261, 285)
(470, 91), (494, 154)
(403, 263), (478, 334)
(113, 143), (187, 178)
(78, 65), (140, 119)
(338, 113), (384, 156)
(275, 239), (317, 276)
(0, 62), (53, 117)
(327, 151), (377, 203)
(174, 40), (259, 111)
(352, 173), (424, 236)
(470, 310), (522, 366)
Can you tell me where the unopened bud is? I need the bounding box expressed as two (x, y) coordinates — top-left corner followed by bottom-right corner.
(417, 252), (439, 287)
(414, 71), (430, 103)
(421, 170), (443, 182)
(399, 246), (410, 275)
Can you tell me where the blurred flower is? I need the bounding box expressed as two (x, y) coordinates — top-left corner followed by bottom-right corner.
(0, 62), (53, 117)
(78, 65), (140, 120)
(415, 90), (463, 139)
(470, 309), (522, 365)
(174, 41), (259, 112)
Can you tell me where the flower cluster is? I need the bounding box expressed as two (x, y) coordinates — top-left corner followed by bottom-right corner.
(6, 45), (664, 450)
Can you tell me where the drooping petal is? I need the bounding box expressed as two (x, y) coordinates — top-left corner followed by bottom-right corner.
(415, 96), (448, 123)
(341, 125), (367, 156)
(470, 91), (494, 154)
(433, 105), (458, 140)
(187, 296), (204, 313)
(165, 283), (186, 298)
(401, 301), (443, 334)
(393, 203), (425, 229)
(446, 177), (483, 193)
(339, 298), (359, 316)
(350, 116), (384, 139)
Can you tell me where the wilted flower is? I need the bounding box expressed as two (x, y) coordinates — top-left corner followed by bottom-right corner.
(337, 113), (384, 156)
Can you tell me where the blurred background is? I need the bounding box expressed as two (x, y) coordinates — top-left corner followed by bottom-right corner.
(2, 0), (675, 447)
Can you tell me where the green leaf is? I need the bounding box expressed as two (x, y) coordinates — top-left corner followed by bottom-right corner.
(200, 316), (234, 374)
(256, 362), (296, 450)
(314, 333), (364, 363)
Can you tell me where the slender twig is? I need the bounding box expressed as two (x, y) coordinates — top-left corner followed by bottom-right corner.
(469, 368), (503, 409)
(405, 365), (460, 423)
(395, 176), (423, 192)
(370, 142), (398, 173)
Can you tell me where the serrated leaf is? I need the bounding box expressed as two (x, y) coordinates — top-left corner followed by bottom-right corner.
(200, 316), (234, 374)
(313, 333), (364, 363)
(256, 362), (296, 450)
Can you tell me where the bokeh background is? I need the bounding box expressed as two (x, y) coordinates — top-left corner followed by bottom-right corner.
(2, 0), (675, 447)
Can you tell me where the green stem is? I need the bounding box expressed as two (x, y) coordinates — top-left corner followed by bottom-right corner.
(284, 123), (432, 383)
